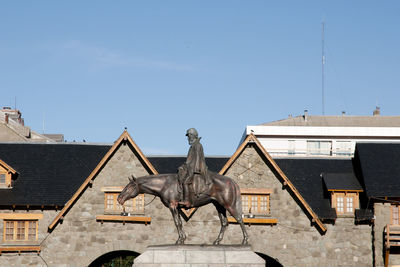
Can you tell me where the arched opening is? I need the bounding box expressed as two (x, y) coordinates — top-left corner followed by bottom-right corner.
(256, 252), (284, 267)
(89, 250), (140, 267)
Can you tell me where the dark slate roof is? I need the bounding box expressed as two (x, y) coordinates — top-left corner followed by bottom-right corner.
(0, 143), (111, 206)
(275, 158), (358, 220)
(355, 209), (374, 221)
(148, 156), (229, 174)
(322, 173), (363, 191)
(355, 143), (400, 197)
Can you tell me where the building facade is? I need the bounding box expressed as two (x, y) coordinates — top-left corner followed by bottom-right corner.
(245, 108), (400, 158)
(0, 130), (398, 266)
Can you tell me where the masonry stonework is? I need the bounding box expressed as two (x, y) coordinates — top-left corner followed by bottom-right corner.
(374, 203), (400, 267)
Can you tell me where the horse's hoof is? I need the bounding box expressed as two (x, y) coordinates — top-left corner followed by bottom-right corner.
(175, 239), (184, 245)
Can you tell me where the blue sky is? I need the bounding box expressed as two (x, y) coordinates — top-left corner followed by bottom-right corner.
(1, 1), (399, 155)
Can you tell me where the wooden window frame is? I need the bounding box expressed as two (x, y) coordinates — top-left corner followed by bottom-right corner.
(391, 205), (400, 225)
(3, 220), (38, 242)
(240, 188), (272, 217)
(0, 169), (11, 188)
(101, 187), (145, 215)
(331, 191), (359, 215)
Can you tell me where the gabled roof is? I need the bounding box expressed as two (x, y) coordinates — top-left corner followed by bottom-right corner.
(322, 173), (363, 192)
(0, 143), (110, 206)
(355, 142), (400, 197)
(219, 134), (327, 233)
(48, 130), (158, 231)
(0, 158), (18, 175)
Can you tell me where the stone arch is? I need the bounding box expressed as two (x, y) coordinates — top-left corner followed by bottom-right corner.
(255, 252), (284, 267)
(88, 250), (140, 267)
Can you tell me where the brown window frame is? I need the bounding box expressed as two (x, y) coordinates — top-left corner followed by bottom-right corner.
(0, 169), (11, 188)
(104, 192), (145, 215)
(240, 189), (272, 217)
(391, 205), (400, 225)
(3, 220), (38, 242)
(331, 192), (359, 215)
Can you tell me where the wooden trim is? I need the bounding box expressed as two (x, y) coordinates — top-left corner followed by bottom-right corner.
(104, 192), (145, 214)
(101, 186), (124, 192)
(228, 217), (278, 224)
(0, 158), (17, 175)
(0, 214), (43, 220)
(96, 215), (151, 224)
(48, 130), (158, 231)
(331, 192), (358, 214)
(240, 188), (273, 194)
(327, 189), (363, 192)
(219, 134), (327, 233)
(391, 205), (400, 225)
(0, 169), (12, 188)
(241, 194), (270, 216)
(3, 220), (39, 241)
(0, 246), (41, 254)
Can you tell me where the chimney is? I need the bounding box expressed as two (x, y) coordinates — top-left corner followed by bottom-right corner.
(5, 114), (9, 124)
(303, 110), (309, 122)
(373, 106), (380, 116)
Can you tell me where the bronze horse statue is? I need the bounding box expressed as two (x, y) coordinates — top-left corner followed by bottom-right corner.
(117, 171), (249, 245)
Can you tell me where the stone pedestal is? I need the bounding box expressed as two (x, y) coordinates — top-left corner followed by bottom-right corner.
(133, 244), (265, 267)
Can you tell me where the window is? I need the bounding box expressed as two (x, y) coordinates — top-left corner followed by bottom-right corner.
(0, 171), (11, 187)
(391, 205), (400, 225)
(240, 189), (272, 217)
(335, 141), (353, 156)
(104, 192), (145, 215)
(3, 220), (38, 241)
(0, 161), (16, 188)
(332, 192), (358, 215)
(307, 141), (332, 156)
(288, 140), (295, 155)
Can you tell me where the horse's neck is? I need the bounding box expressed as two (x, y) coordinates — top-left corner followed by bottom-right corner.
(137, 175), (169, 196)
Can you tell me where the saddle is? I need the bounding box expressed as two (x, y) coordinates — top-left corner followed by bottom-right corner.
(177, 164), (211, 198)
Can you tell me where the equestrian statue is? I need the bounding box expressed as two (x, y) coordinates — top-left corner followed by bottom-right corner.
(117, 128), (249, 245)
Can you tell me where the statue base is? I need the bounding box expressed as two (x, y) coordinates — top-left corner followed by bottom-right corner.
(133, 244), (265, 266)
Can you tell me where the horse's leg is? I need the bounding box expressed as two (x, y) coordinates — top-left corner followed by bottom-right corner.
(226, 206), (249, 245)
(170, 206), (186, 244)
(213, 202), (228, 245)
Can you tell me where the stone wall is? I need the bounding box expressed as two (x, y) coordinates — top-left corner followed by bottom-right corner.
(373, 202), (400, 267)
(0, 141), (375, 266)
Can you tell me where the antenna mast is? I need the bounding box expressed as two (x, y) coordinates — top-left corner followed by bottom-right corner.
(321, 21), (325, 115)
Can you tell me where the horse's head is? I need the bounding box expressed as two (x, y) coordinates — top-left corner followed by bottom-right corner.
(117, 175), (139, 205)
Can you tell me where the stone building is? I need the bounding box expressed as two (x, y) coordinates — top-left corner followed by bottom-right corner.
(0, 107), (63, 143)
(0, 130), (398, 266)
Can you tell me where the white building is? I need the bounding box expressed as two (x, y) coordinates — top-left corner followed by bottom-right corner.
(244, 108), (400, 158)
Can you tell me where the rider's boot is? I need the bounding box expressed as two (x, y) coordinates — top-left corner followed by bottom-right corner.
(179, 183), (192, 208)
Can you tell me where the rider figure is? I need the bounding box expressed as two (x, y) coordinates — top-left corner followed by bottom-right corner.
(179, 128), (211, 208)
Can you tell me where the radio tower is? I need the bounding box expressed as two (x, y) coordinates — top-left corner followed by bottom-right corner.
(321, 21), (325, 115)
